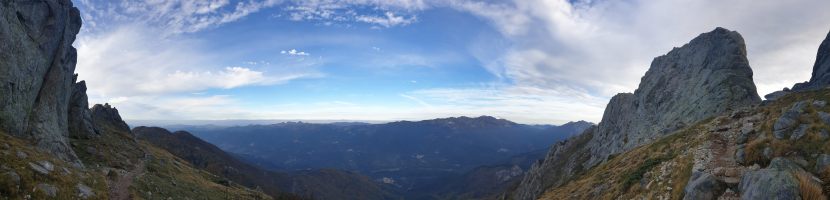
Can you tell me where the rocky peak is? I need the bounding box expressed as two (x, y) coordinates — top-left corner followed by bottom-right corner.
(510, 27), (762, 200)
(792, 29), (830, 91)
(0, 0), (83, 163)
(588, 27), (761, 164)
(91, 103), (131, 133)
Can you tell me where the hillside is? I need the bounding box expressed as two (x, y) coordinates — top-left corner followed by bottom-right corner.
(539, 88), (830, 199)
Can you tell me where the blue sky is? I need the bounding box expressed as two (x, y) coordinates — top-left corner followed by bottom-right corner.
(73, 0), (830, 124)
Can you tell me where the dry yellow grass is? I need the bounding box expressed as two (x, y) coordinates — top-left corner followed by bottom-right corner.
(796, 170), (827, 200)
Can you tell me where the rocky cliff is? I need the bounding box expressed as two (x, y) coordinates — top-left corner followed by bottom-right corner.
(509, 27), (762, 200)
(792, 29), (830, 91)
(0, 0), (84, 164)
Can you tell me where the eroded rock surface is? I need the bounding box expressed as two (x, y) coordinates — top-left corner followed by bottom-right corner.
(510, 27), (761, 200)
(0, 0), (83, 163)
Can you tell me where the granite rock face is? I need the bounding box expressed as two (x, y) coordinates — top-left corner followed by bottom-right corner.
(510, 28), (761, 200)
(792, 29), (830, 91)
(91, 103), (131, 133)
(0, 0), (83, 163)
(68, 79), (99, 139)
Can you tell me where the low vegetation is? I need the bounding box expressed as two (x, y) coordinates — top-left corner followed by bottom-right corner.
(0, 132), (108, 199)
(131, 141), (272, 200)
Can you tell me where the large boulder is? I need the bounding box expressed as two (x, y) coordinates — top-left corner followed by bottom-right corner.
(510, 27), (762, 200)
(739, 158), (802, 200)
(683, 172), (726, 200)
(0, 0), (83, 163)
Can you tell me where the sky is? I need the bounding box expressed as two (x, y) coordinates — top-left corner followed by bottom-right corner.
(73, 0), (830, 125)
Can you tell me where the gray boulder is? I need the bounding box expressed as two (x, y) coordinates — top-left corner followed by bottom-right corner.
(37, 183), (58, 197)
(790, 124), (809, 141)
(814, 100), (826, 108)
(735, 148), (746, 164)
(820, 112), (830, 125)
(683, 172), (726, 200)
(29, 162), (51, 175)
(4, 171), (20, 185)
(77, 183), (94, 199)
(739, 158), (802, 200)
(774, 101), (808, 139)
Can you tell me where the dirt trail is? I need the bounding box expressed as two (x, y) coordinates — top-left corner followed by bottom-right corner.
(109, 159), (147, 200)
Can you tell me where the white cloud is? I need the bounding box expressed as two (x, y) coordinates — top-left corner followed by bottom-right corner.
(78, 0), (283, 34)
(280, 0), (422, 27)
(281, 49), (311, 56)
(451, 0), (830, 99)
(75, 24), (321, 114)
(356, 12), (417, 28)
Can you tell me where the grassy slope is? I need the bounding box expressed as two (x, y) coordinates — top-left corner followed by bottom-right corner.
(539, 89), (830, 199)
(0, 131), (109, 199)
(131, 141), (272, 200)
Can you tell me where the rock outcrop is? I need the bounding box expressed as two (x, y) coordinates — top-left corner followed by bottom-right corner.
(739, 158), (803, 200)
(0, 0), (83, 163)
(90, 103), (130, 132)
(792, 30), (830, 91)
(68, 78), (99, 139)
(509, 27), (761, 200)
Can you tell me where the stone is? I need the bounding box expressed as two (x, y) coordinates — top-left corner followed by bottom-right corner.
(512, 27), (762, 200)
(790, 124), (809, 140)
(740, 122), (754, 135)
(5, 171), (20, 185)
(16, 151), (27, 159)
(817, 154), (830, 172)
(683, 172), (726, 200)
(29, 162), (51, 175)
(37, 183), (58, 197)
(821, 129), (830, 140)
(736, 133), (748, 144)
(764, 90), (790, 101)
(739, 170), (799, 200)
(819, 112), (830, 125)
(1, 143), (8, 150)
(814, 100), (827, 108)
(77, 183), (94, 199)
(0, 0), (84, 164)
(37, 160), (54, 171)
(763, 147), (773, 160)
(774, 101), (808, 139)
(768, 157), (804, 172)
(791, 29), (830, 91)
(735, 148), (746, 164)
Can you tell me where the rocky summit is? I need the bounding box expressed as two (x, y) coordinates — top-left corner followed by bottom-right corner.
(509, 27), (762, 200)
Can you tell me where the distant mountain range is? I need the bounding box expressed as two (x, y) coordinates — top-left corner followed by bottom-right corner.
(169, 116), (592, 196)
